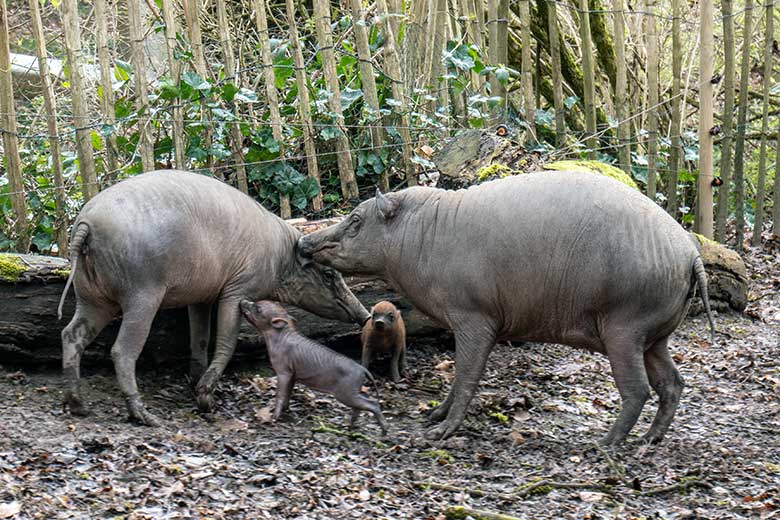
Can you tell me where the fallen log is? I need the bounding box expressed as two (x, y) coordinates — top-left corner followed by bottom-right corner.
(0, 252), (444, 368)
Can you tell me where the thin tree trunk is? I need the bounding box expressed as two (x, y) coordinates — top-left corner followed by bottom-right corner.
(612, 0), (630, 174)
(0, 0), (27, 248)
(405, 0), (429, 93)
(29, 0), (67, 254)
(697, 0), (715, 238)
(427, 0), (448, 124)
(95, 0), (119, 180)
(645, 0), (659, 201)
(715, 0), (736, 241)
(286, 0), (322, 210)
(161, 0), (186, 169)
(313, 0), (360, 198)
(578, 0), (597, 157)
(547, 0), (565, 146)
(666, 0), (682, 216)
(61, 0), (99, 201)
(752, 1), (773, 246)
(732, 0), (754, 249)
(519, 0), (535, 140)
(127, 0), (155, 172)
(254, 0), (291, 215)
(456, 0), (482, 91)
(182, 0), (213, 174)
(378, 0), (417, 186)
(487, 0), (499, 95)
(588, 0), (617, 91)
(216, 0), (249, 195)
(774, 128), (780, 237)
(350, 0), (388, 191)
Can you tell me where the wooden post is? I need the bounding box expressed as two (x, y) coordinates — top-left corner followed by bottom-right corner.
(696, 0), (715, 238)
(216, 0), (249, 195)
(645, 0), (659, 201)
(666, 0), (682, 216)
(732, 0), (753, 249)
(612, 0), (630, 173)
(519, 0), (535, 140)
(127, 0), (155, 172)
(578, 0), (597, 158)
(350, 0), (388, 191)
(95, 0), (119, 180)
(62, 0), (99, 201)
(752, 0), (774, 246)
(0, 0), (27, 248)
(313, 0), (360, 198)
(285, 0), (322, 211)
(547, 0), (564, 146)
(715, 0), (735, 241)
(161, 0), (186, 169)
(254, 0), (291, 215)
(29, 0), (67, 254)
(378, 0), (417, 186)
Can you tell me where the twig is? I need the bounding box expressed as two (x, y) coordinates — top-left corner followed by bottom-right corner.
(415, 481), (516, 501)
(593, 442), (628, 483)
(443, 506), (523, 520)
(515, 479), (613, 498)
(640, 478), (712, 496)
(311, 419), (386, 446)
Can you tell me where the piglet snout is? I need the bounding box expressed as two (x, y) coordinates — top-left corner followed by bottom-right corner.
(239, 300), (253, 315)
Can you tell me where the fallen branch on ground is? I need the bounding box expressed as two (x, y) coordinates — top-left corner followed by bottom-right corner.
(443, 506), (523, 520)
(640, 478), (712, 496)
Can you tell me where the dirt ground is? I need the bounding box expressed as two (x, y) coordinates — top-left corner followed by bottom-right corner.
(1, 249), (778, 520)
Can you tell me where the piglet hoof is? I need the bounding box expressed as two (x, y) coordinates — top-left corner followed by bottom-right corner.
(63, 392), (89, 417)
(126, 396), (161, 427)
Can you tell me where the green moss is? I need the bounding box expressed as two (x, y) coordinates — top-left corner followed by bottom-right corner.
(544, 160), (639, 190)
(488, 411), (509, 423)
(422, 449), (453, 464)
(53, 269), (71, 278)
(0, 254), (27, 282)
(476, 163), (515, 182)
(691, 232), (719, 248)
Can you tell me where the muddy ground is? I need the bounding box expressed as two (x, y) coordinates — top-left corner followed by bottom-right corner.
(1, 248), (778, 520)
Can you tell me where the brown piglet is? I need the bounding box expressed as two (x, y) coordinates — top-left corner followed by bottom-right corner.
(240, 300), (387, 434)
(361, 301), (406, 382)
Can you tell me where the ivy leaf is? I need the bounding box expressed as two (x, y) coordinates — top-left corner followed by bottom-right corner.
(564, 95), (579, 109)
(340, 88), (363, 111)
(221, 83), (239, 102)
(235, 88), (258, 103)
(495, 67), (510, 84)
(158, 77), (180, 100)
(114, 60), (132, 82)
(182, 72), (211, 92)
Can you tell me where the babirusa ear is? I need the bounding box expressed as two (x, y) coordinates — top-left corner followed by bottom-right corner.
(375, 189), (399, 220)
(271, 317), (289, 329)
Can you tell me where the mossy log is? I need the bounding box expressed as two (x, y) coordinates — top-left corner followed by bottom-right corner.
(0, 248), (444, 368)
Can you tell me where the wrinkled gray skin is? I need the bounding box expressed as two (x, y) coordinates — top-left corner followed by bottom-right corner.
(298, 171), (715, 444)
(59, 170), (370, 426)
(240, 300), (387, 434)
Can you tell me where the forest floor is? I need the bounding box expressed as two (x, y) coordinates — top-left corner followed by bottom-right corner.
(0, 245), (778, 520)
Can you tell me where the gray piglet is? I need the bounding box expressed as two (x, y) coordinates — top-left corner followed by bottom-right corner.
(241, 300), (387, 434)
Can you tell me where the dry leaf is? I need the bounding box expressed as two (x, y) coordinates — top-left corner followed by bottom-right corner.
(358, 489), (371, 501)
(578, 491), (607, 502)
(435, 359), (454, 372)
(508, 430), (525, 445)
(255, 406), (275, 424)
(513, 410), (530, 422)
(0, 502), (21, 519)
(220, 419), (249, 432)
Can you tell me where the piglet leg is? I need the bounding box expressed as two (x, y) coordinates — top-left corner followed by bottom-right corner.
(339, 392), (387, 435)
(273, 372), (295, 420)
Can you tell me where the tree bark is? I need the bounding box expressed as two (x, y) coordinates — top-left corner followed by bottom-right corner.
(182, 0), (213, 175)
(696, 0), (715, 238)
(519, 0), (535, 140)
(95, 0), (120, 179)
(612, 0), (630, 174)
(286, 0), (323, 210)
(666, 0), (683, 217)
(774, 127), (780, 237)
(715, 0), (736, 242)
(588, 0), (617, 92)
(578, 0), (597, 157)
(161, 0), (185, 169)
(61, 0), (99, 201)
(732, 0), (754, 249)
(645, 0), (659, 201)
(127, 0), (155, 173)
(752, 1), (773, 246)
(547, 0), (565, 146)
(313, 0), (360, 198)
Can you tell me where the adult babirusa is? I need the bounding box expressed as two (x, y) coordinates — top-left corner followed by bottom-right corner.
(59, 170), (369, 426)
(298, 172), (715, 444)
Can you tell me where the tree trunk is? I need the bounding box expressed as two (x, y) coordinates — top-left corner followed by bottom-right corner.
(127, 0), (155, 173)
(215, 0), (249, 196)
(160, 0), (185, 169)
(61, 0), (99, 201)
(612, 0), (630, 174)
(666, 0), (683, 217)
(588, 0), (617, 92)
(715, 0), (736, 242)
(313, 0), (360, 199)
(752, 1), (773, 246)
(519, 0), (535, 140)
(182, 0), (214, 175)
(547, 0), (565, 146)
(31, 0), (66, 253)
(696, 0), (715, 238)
(377, 0), (417, 186)
(578, 0), (597, 157)
(774, 128), (780, 237)
(286, 0), (323, 211)
(95, 0), (120, 179)
(732, 0), (754, 249)
(645, 0), (659, 201)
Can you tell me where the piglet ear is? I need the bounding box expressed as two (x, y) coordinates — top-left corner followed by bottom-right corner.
(271, 317), (289, 329)
(375, 189), (399, 220)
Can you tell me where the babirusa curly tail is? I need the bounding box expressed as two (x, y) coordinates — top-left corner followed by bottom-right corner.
(58, 222), (89, 320)
(693, 256), (716, 343)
